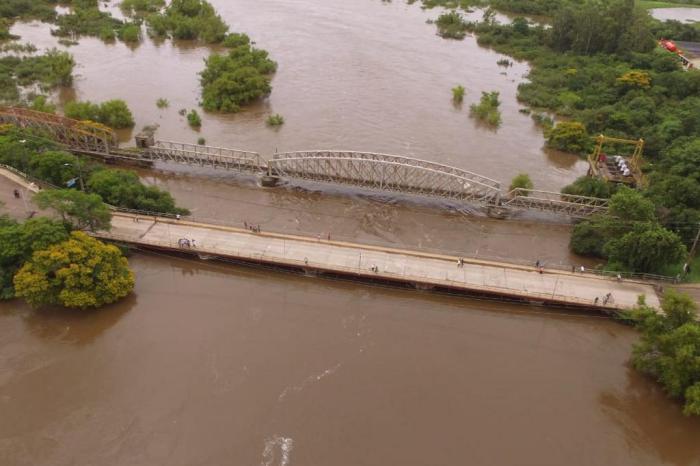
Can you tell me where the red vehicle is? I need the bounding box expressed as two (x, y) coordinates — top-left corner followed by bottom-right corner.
(660, 39), (678, 53)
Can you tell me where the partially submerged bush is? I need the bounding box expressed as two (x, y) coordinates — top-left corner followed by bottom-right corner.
(266, 114), (285, 126)
(452, 85), (465, 103)
(436, 11), (468, 39)
(200, 44), (277, 112)
(64, 99), (135, 129)
(469, 91), (502, 127)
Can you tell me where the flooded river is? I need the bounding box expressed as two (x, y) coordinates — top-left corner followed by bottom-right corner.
(11, 0), (586, 191)
(2, 254), (700, 466)
(3, 2), (700, 464)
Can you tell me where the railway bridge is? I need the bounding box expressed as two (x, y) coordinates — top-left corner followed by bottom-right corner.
(0, 106), (609, 219)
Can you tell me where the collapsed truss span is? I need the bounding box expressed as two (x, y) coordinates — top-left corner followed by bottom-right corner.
(269, 151), (502, 203)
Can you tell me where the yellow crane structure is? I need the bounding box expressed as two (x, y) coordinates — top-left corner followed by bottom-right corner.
(587, 134), (646, 188)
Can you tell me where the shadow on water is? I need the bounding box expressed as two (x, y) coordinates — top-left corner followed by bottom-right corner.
(599, 367), (700, 466)
(14, 294), (137, 346)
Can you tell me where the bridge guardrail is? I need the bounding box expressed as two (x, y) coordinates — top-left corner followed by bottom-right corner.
(96, 231), (630, 310)
(108, 208), (676, 284)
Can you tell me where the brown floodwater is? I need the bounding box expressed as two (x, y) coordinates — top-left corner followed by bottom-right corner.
(10, 0), (587, 191)
(4, 2), (700, 464)
(2, 254), (700, 466)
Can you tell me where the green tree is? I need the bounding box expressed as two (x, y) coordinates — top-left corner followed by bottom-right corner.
(33, 189), (112, 231)
(609, 185), (656, 222)
(200, 45), (277, 112)
(64, 99), (135, 128)
(0, 217), (70, 299)
(13, 231), (135, 309)
(64, 100), (102, 122)
(27, 151), (81, 187)
(570, 216), (609, 257)
(631, 291), (700, 416)
(546, 121), (589, 154)
(604, 223), (686, 273)
(98, 99), (135, 128)
(86, 168), (189, 215)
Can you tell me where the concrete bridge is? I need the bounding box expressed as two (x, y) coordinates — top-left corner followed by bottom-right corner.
(93, 211), (660, 312)
(0, 106), (609, 219)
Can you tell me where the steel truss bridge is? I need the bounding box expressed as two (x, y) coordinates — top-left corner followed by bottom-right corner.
(0, 106), (116, 154)
(0, 107), (608, 219)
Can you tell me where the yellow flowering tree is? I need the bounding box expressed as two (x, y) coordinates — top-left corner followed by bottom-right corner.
(13, 231), (134, 309)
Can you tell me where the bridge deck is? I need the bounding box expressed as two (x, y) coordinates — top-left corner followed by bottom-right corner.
(97, 213), (660, 312)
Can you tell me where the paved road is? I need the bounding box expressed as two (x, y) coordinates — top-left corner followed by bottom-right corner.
(99, 213), (661, 311)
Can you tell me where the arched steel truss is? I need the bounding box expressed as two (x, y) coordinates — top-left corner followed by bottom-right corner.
(0, 106), (116, 154)
(269, 151), (502, 203)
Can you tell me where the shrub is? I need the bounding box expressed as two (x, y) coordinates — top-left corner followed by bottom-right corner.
(187, 109), (201, 127)
(222, 32), (250, 48)
(156, 97), (169, 108)
(561, 176), (615, 199)
(546, 121), (589, 154)
(509, 173), (533, 193)
(197, 137), (206, 145)
(28, 95), (56, 114)
(145, 0), (228, 43)
(469, 91), (502, 127)
(452, 85), (465, 103)
(435, 11), (467, 40)
(120, 0), (165, 16)
(118, 22), (142, 43)
(266, 114), (284, 126)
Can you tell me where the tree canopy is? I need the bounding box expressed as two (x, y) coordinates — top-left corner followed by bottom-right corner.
(13, 231), (135, 309)
(629, 291), (700, 416)
(86, 168), (189, 215)
(34, 189), (112, 232)
(0, 217), (70, 299)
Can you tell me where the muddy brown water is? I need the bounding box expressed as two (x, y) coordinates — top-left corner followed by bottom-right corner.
(4, 2), (700, 464)
(10, 0), (586, 191)
(2, 254), (700, 466)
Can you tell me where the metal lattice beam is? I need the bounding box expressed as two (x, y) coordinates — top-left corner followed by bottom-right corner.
(269, 151), (502, 203)
(502, 189), (609, 218)
(142, 140), (264, 173)
(0, 106), (116, 153)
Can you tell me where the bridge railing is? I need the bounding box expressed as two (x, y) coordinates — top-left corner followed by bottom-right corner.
(502, 189), (609, 217)
(107, 208), (676, 283)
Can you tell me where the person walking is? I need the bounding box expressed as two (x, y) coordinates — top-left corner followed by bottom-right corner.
(594, 297), (599, 305)
(191, 239), (196, 248)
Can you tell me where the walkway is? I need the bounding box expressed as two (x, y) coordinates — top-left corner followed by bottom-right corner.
(97, 212), (661, 312)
